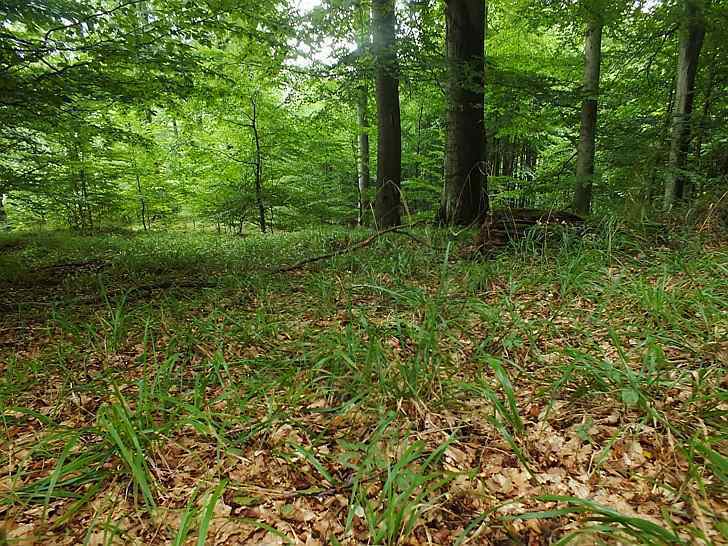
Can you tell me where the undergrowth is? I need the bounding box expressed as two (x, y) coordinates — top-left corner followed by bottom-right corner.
(0, 222), (726, 544)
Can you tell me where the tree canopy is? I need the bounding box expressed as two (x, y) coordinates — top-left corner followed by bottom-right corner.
(1, 0), (726, 229)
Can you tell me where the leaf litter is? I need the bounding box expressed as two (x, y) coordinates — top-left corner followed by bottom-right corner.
(1, 230), (726, 544)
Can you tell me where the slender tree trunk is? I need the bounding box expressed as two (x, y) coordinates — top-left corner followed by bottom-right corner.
(372, 0), (402, 228)
(664, 0), (706, 209)
(357, 85), (370, 226)
(440, 0), (487, 225)
(415, 103), (424, 178)
(81, 172), (91, 231)
(135, 172), (147, 231)
(79, 149), (92, 231)
(355, 1), (371, 226)
(574, 17), (603, 216)
(250, 96), (267, 233)
(488, 136), (499, 177)
(0, 192), (6, 226)
(129, 147), (148, 231)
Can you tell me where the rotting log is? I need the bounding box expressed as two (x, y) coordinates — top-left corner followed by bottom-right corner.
(475, 208), (584, 252)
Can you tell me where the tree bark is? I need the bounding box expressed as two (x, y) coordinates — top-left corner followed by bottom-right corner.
(574, 17), (603, 216)
(357, 88), (370, 226)
(135, 171), (147, 231)
(129, 145), (148, 231)
(663, 0), (706, 210)
(78, 147), (92, 232)
(250, 96), (267, 233)
(372, 0), (402, 228)
(355, 1), (371, 226)
(415, 103), (424, 178)
(440, 0), (488, 225)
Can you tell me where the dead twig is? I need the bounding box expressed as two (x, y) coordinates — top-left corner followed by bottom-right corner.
(391, 228), (436, 248)
(698, 190), (728, 233)
(274, 222), (432, 273)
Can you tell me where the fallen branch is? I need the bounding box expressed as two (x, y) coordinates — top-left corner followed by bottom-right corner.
(475, 208), (584, 252)
(274, 222), (430, 273)
(391, 228), (435, 248)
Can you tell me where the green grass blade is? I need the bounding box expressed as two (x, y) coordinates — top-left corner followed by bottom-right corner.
(196, 480), (228, 546)
(172, 487), (201, 546)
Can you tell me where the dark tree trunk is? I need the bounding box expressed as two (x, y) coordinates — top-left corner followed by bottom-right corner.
(130, 146), (148, 231)
(79, 155), (92, 232)
(135, 172), (147, 231)
(415, 103), (424, 178)
(372, 0), (402, 228)
(357, 85), (370, 226)
(574, 17), (603, 216)
(355, 1), (371, 226)
(664, 0), (706, 209)
(249, 96), (267, 233)
(440, 0), (487, 225)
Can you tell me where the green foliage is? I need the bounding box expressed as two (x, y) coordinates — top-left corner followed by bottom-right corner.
(3, 0), (727, 227)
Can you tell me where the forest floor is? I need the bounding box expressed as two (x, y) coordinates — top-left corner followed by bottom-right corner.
(0, 223), (726, 545)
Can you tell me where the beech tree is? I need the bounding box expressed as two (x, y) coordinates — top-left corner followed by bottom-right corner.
(355, 1), (372, 226)
(372, 0), (402, 228)
(440, 0), (488, 226)
(248, 95), (267, 233)
(663, 0), (707, 209)
(574, 9), (603, 216)
(357, 85), (371, 225)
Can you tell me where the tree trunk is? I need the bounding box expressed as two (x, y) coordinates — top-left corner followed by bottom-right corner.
(357, 86), (370, 226)
(663, 0), (706, 210)
(79, 155), (92, 232)
(0, 192), (6, 227)
(136, 172), (147, 231)
(372, 0), (402, 228)
(440, 0), (487, 225)
(415, 103), (424, 178)
(574, 17), (603, 216)
(130, 149), (148, 231)
(355, 1), (371, 226)
(250, 96), (267, 233)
